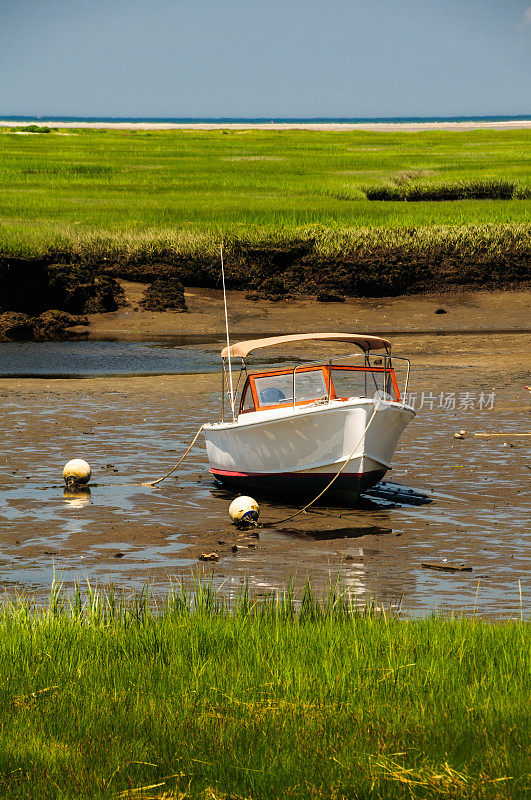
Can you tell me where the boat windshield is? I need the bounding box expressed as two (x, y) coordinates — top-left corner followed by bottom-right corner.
(254, 370), (327, 406)
(232, 357), (408, 418)
(330, 366), (397, 400)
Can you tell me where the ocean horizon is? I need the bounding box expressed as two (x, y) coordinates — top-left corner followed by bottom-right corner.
(1, 114), (530, 124)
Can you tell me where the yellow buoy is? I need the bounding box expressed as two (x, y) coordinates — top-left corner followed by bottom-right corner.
(63, 458), (92, 487)
(228, 496), (259, 526)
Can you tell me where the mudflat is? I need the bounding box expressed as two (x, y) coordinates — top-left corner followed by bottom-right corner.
(0, 289), (529, 617)
(84, 284), (531, 340)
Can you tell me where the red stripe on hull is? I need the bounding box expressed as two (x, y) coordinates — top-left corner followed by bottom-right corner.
(210, 467), (386, 504)
(211, 467), (375, 479)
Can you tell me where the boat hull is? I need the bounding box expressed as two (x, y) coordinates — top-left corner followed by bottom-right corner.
(204, 398), (415, 504)
(210, 466), (386, 503)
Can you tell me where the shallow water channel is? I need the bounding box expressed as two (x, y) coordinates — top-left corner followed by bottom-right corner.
(0, 339), (222, 377)
(0, 339), (529, 618)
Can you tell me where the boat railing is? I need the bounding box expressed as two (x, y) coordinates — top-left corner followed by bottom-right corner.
(388, 356), (410, 397)
(292, 353), (410, 408)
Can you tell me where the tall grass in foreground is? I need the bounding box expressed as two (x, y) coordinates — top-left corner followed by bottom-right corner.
(0, 582), (528, 799)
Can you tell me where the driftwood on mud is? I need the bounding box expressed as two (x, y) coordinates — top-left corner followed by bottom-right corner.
(421, 562), (473, 573)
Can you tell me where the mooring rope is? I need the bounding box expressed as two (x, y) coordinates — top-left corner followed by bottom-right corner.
(80, 424), (208, 489)
(87, 402), (379, 520)
(259, 404), (380, 526)
(140, 424), (207, 487)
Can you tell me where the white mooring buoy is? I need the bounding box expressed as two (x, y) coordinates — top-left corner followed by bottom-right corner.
(63, 458), (92, 488)
(228, 496), (260, 526)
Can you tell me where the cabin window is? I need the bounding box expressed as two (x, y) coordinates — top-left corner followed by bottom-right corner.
(293, 370), (328, 402)
(254, 374), (294, 405)
(254, 369), (328, 407)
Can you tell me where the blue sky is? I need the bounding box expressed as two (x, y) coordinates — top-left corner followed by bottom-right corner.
(0, 0), (530, 117)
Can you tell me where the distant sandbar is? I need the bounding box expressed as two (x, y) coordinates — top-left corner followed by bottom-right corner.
(1, 119), (530, 132)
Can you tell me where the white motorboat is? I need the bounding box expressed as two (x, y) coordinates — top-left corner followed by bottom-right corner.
(203, 333), (415, 503)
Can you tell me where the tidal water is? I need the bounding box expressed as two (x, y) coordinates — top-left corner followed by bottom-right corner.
(0, 340), (220, 378)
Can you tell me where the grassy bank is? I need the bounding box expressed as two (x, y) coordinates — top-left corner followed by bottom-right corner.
(2, 224), (528, 303)
(0, 585), (528, 799)
(1, 128), (529, 298)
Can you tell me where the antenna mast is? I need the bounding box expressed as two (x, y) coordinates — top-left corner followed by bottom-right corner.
(221, 244), (235, 420)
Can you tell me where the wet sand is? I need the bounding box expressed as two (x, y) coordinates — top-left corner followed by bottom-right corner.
(0, 289), (529, 617)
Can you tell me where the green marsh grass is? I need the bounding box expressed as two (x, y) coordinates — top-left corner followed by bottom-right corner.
(0, 582), (528, 799)
(0, 128), (529, 262)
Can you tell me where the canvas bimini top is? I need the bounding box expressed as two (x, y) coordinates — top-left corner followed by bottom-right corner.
(221, 333), (391, 360)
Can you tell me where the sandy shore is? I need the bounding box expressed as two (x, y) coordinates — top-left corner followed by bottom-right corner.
(1, 119), (530, 132)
